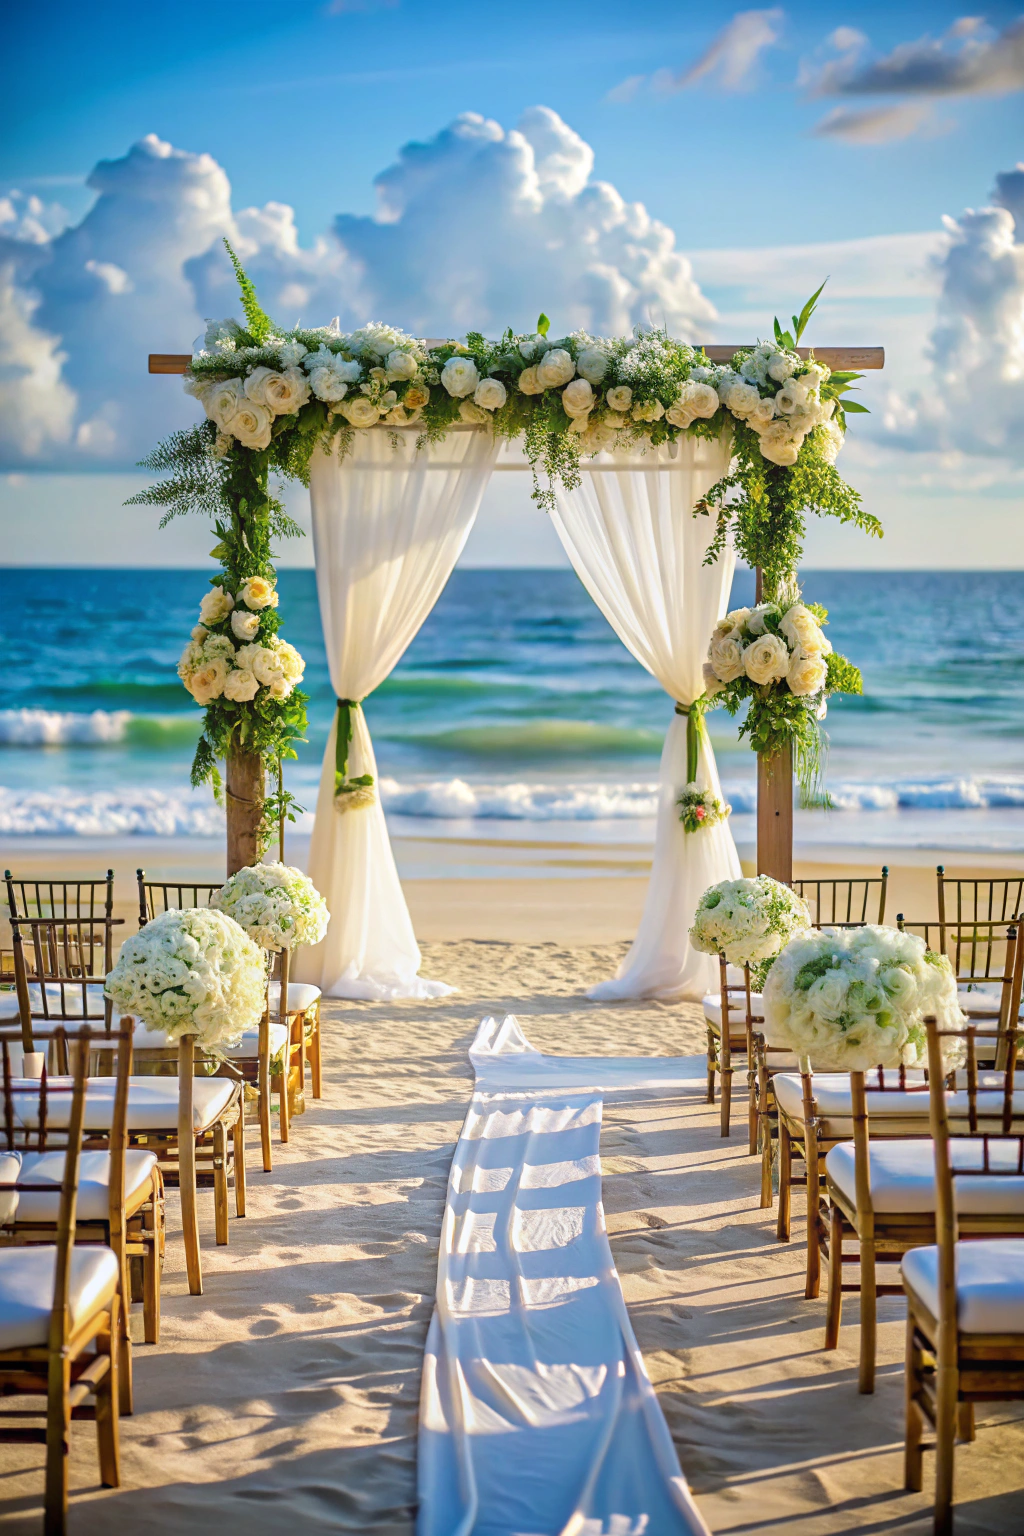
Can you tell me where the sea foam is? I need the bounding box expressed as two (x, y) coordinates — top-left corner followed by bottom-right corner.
(0, 709), (132, 745)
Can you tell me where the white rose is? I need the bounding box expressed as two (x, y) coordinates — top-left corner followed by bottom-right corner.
(205, 378), (245, 431)
(518, 366), (544, 395)
(459, 399), (490, 423)
(272, 638), (304, 682)
(474, 377), (507, 411)
(222, 667), (260, 703)
(568, 414), (591, 435)
(702, 661), (725, 698)
(230, 609), (261, 642)
(309, 367), (349, 404)
(806, 970), (850, 1022)
(767, 353), (797, 383)
(575, 346), (609, 385)
(716, 608), (750, 637)
(244, 645), (284, 687)
(340, 396), (381, 428)
(562, 378), (595, 418)
(183, 374), (213, 405)
(758, 420), (804, 466)
(536, 348), (575, 389)
(582, 420), (620, 452)
(606, 385), (632, 412)
(788, 649), (828, 698)
(665, 400), (695, 429)
(779, 603), (830, 655)
(441, 356), (480, 398)
(213, 431), (233, 458)
(748, 396), (777, 432)
(776, 377), (816, 415)
(386, 349), (418, 382)
(744, 634), (791, 685)
(188, 658), (230, 705)
(238, 576), (278, 611)
(631, 398), (665, 422)
(190, 624), (208, 643)
(265, 367), (310, 414)
(709, 633), (746, 683)
(199, 586), (234, 626)
(227, 400), (273, 450)
(404, 383), (430, 410)
(745, 603), (777, 637)
(688, 381), (720, 419)
(723, 380), (762, 418)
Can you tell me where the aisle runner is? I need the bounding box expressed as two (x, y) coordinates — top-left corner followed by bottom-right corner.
(417, 1016), (710, 1536)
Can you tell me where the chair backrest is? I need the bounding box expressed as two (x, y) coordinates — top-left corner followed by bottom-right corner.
(792, 869), (888, 927)
(937, 868), (1024, 950)
(10, 915), (115, 1055)
(5, 870), (114, 925)
(897, 913), (1022, 1001)
(137, 870), (222, 929)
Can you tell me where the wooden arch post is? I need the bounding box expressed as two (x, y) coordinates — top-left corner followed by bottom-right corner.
(148, 344), (883, 882)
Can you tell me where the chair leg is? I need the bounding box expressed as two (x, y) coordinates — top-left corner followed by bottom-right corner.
(934, 1361), (958, 1535)
(117, 1261), (133, 1417)
(259, 1034), (272, 1174)
(44, 1352), (71, 1536)
(777, 1123), (792, 1241)
(213, 1120), (229, 1246)
(179, 1134), (202, 1295)
(805, 1189), (822, 1301)
(825, 1204), (843, 1349)
(143, 1210), (161, 1347)
(904, 1314), (923, 1493)
(233, 1107), (247, 1218)
(277, 1063), (290, 1143)
(310, 1006), (322, 1099)
(957, 1401), (975, 1443)
(706, 1026), (716, 1104)
(747, 1066), (758, 1156)
(858, 1230), (877, 1393)
(95, 1298), (121, 1490)
(720, 1064), (732, 1137)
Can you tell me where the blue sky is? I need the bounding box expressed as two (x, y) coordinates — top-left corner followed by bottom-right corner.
(2, 2), (1022, 566)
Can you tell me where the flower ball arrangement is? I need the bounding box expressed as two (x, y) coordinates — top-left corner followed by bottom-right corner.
(690, 876), (812, 989)
(212, 863), (329, 953)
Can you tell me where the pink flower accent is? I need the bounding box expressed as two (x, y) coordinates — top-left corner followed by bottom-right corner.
(695, 806), (706, 820)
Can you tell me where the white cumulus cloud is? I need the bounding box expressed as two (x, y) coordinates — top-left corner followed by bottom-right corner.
(0, 110), (715, 469)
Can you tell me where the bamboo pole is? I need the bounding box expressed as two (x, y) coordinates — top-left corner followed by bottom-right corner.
(150, 346), (885, 375)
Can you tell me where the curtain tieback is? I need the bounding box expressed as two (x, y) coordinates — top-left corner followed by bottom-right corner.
(334, 698), (375, 811)
(675, 699), (708, 786)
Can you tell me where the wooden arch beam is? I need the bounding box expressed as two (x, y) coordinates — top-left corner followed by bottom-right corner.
(149, 346), (885, 375)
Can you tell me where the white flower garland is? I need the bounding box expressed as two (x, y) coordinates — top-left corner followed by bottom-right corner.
(177, 577), (305, 707)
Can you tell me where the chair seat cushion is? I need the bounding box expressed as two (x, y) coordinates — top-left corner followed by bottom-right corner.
(130, 1021), (288, 1059)
(11, 1076), (236, 1134)
(0, 1245), (119, 1350)
(827, 1139), (1024, 1216)
(774, 1071), (1024, 1135)
(958, 982), (1023, 1018)
(702, 993), (764, 1031)
(14, 1149), (158, 1224)
(0, 992), (20, 1020)
(902, 1239), (1024, 1333)
(0, 1152), (21, 1226)
(268, 980), (321, 1014)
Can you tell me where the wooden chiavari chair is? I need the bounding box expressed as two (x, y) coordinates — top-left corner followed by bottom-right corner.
(1, 872), (120, 1032)
(899, 913), (1023, 1059)
(819, 926), (1023, 1393)
(1, 1018), (164, 1386)
(936, 866), (1023, 946)
(0, 1026), (121, 1534)
(138, 872), (319, 1164)
(903, 1016), (1024, 1534)
(10, 916), (244, 1297)
(703, 956), (760, 1144)
(793, 867), (888, 928)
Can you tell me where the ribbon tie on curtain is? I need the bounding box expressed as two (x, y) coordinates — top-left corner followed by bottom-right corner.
(334, 698), (375, 812)
(675, 700), (708, 787)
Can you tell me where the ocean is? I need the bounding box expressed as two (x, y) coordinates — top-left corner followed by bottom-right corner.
(2, 567), (1023, 871)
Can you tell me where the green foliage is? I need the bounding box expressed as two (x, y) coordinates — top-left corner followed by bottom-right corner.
(536, 313), (550, 336)
(125, 423), (226, 527)
(773, 280), (827, 350)
(223, 238), (274, 344)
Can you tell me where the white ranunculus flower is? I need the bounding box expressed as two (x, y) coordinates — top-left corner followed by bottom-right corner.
(189, 658), (230, 705)
(230, 609), (261, 642)
(575, 346), (610, 385)
(222, 667), (260, 702)
(386, 348), (418, 382)
(779, 603), (830, 655)
(606, 385), (632, 412)
(268, 676), (294, 699)
(228, 400), (273, 450)
(758, 420), (804, 466)
(518, 365), (544, 395)
(441, 356), (480, 398)
(767, 352), (797, 383)
(309, 367), (348, 403)
(199, 586), (234, 626)
(340, 396), (381, 428)
(536, 348), (575, 389)
(787, 648), (828, 697)
(238, 576), (278, 611)
(474, 377), (507, 411)
(205, 378), (246, 431)
(743, 634), (791, 685)
(459, 399), (490, 423)
(709, 633), (746, 683)
(562, 378), (595, 418)
(582, 419), (620, 452)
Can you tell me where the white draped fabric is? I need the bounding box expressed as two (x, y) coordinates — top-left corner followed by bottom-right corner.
(418, 1014), (710, 1536)
(549, 437), (741, 1002)
(299, 428), (498, 999)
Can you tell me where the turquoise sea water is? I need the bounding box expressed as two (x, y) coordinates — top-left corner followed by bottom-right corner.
(2, 567), (1023, 857)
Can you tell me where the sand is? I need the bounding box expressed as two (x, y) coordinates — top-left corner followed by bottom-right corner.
(0, 934), (1021, 1533)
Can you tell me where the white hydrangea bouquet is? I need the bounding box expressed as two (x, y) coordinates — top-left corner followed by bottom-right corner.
(762, 925), (966, 1072)
(702, 592), (862, 804)
(676, 784), (731, 835)
(690, 876), (812, 988)
(105, 907), (266, 1049)
(212, 862), (329, 953)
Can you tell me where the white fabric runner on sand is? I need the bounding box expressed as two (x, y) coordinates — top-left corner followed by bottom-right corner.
(417, 1015), (710, 1536)
(549, 437), (741, 1003)
(298, 428), (497, 1000)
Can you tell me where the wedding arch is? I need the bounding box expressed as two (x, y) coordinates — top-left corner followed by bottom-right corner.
(143, 249), (883, 1000)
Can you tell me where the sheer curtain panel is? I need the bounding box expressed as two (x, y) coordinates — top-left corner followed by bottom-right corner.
(550, 436), (741, 1001)
(297, 427), (498, 999)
